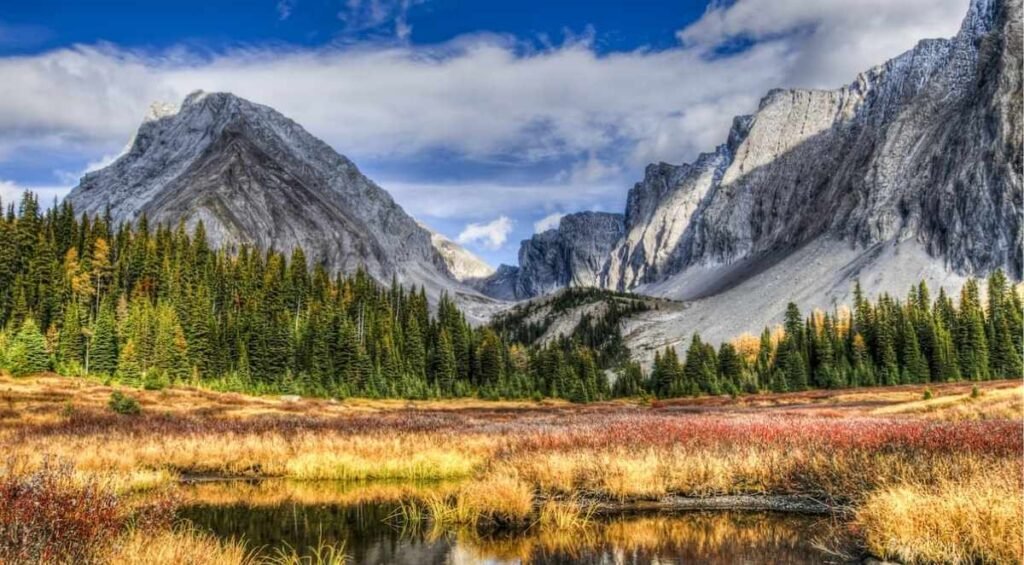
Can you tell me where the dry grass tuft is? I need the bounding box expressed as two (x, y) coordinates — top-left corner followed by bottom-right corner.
(420, 474), (534, 527)
(857, 469), (1024, 564)
(105, 524), (253, 565)
(537, 499), (596, 531)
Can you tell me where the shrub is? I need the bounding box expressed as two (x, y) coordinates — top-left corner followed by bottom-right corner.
(970, 385), (981, 399)
(922, 388), (932, 400)
(108, 391), (141, 415)
(0, 460), (123, 563)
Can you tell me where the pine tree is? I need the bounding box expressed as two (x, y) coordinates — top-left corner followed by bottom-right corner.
(899, 314), (929, 383)
(404, 314), (427, 384)
(476, 328), (505, 388)
(986, 271), (1022, 378)
(116, 339), (143, 387)
(717, 342), (743, 395)
(7, 318), (51, 376)
(90, 299), (119, 375)
(957, 279), (990, 380)
(780, 303), (808, 390)
(434, 329), (457, 396)
(613, 362), (645, 397)
(58, 299), (85, 367)
(683, 335), (716, 395)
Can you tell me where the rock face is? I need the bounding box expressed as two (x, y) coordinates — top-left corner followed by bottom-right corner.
(65, 90), (480, 305)
(484, 0), (1022, 305)
(477, 212), (625, 300)
(427, 229), (495, 282)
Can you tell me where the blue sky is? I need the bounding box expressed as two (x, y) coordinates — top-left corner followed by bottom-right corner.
(0, 0), (969, 266)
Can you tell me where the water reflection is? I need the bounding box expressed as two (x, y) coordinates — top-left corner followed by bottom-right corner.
(178, 480), (854, 564)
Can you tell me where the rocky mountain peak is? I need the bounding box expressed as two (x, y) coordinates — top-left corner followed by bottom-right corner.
(480, 0), (1021, 316)
(65, 91), (496, 314)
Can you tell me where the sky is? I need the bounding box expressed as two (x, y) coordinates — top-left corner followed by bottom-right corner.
(0, 0), (970, 266)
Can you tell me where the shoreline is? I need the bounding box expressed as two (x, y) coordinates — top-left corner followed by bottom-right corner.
(179, 475), (840, 515)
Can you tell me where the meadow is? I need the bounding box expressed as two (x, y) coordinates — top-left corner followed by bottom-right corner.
(0, 373), (1021, 563)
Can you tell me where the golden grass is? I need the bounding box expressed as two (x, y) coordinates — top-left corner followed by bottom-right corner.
(419, 473), (534, 526)
(870, 385), (1024, 421)
(104, 525), (351, 565)
(537, 499), (596, 531)
(104, 524), (253, 565)
(3, 431), (497, 485)
(2, 374), (1022, 563)
(285, 445), (480, 481)
(181, 478), (461, 508)
(0, 372), (564, 424)
(857, 470), (1024, 564)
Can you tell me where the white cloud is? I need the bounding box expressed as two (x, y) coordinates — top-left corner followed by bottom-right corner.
(383, 179), (622, 220)
(457, 216), (514, 250)
(678, 0), (968, 89)
(533, 212), (565, 233)
(55, 151), (123, 185)
(0, 0), (969, 217)
(0, 179), (71, 207)
(554, 152), (622, 184)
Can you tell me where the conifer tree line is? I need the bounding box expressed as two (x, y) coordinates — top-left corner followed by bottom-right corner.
(647, 276), (1023, 397)
(1, 193), (1021, 401)
(0, 193), (610, 400)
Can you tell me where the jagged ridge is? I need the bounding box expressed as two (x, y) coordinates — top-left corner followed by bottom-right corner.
(484, 0), (1021, 304)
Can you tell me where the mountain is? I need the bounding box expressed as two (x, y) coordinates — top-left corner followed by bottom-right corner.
(477, 211), (625, 300)
(425, 227), (495, 282)
(64, 90), (499, 317)
(481, 0), (1022, 358)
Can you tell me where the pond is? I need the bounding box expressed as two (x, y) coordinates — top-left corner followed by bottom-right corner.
(178, 480), (856, 564)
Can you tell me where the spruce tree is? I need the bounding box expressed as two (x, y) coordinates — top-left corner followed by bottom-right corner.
(90, 299), (119, 375)
(717, 342), (743, 394)
(434, 329), (457, 396)
(8, 318), (51, 376)
(58, 299), (85, 367)
(116, 339), (143, 387)
(957, 279), (990, 380)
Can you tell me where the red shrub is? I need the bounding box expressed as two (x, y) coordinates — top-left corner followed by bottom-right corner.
(0, 459), (124, 564)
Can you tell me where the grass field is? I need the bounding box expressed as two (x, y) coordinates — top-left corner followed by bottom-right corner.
(0, 373), (1021, 563)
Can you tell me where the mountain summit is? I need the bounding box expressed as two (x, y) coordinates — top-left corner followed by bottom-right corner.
(65, 90), (494, 313)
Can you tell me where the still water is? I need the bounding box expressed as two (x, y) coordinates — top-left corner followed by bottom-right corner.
(178, 480), (854, 564)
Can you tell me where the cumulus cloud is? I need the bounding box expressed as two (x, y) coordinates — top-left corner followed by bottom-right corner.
(457, 216), (514, 250)
(679, 0), (968, 88)
(533, 212), (565, 233)
(383, 179), (622, 220)
(554, 152), (622, 185)
(0, 0), (969, 224)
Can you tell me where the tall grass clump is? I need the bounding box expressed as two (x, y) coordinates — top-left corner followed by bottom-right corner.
(265, 539), (348, 565)
(857, 472), (1024, 564)
(419, 474), (534, 528)
(106, 524), (253, 565)
(538, 499), (597, 531)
